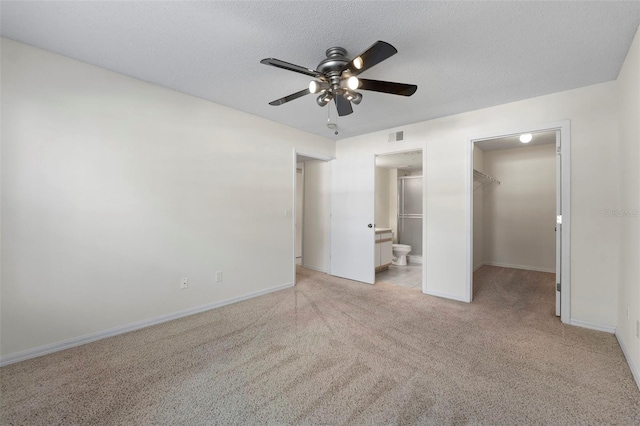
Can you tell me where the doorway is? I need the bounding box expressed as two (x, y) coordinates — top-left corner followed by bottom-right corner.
(375, 150), (423, 290)
(293, 151), (332, 284)
(467, 121), (571, 323)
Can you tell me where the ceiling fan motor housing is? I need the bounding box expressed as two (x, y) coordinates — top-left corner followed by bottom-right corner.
(317, 47), (351, 94)
(316, 47), (350, 74)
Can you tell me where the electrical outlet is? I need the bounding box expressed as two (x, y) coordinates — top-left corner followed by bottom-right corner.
(180, 277), (188, 290)
(216, 271), (223, 282)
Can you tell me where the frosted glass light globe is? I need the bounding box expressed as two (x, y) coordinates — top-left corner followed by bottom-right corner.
(519, 133), (533, 143)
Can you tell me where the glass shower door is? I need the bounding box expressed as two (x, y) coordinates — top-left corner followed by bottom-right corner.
(398, 176), (422, 256)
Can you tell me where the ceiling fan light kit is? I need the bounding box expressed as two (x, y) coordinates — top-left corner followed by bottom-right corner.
(317, 92), (333, 106)
(260, 41), (417, 120)
(344, 90), (362, 105)
(309, 80), (330, 94)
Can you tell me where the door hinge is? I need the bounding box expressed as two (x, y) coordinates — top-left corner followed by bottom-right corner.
(556, 283), (561, 292)
(556, 215), (562, 224)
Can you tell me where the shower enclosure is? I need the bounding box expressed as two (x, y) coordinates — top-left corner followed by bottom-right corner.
(397, 176), (423, 257)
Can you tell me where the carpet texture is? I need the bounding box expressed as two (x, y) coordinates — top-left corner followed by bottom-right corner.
(1, 266), (639, 425)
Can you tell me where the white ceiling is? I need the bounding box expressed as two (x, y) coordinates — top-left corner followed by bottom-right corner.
(475, 130), (557, 151)
(376, 150), (423, 170)
(2, 1), (639, 140)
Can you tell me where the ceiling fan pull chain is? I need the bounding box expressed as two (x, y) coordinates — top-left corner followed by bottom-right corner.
(327, 102), (338, 135)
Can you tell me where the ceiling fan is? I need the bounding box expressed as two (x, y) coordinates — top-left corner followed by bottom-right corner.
(260, 41), (417, 117)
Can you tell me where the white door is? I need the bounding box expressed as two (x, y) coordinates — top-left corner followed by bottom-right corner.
(330, 155), (376, 284)
(555, 130), (562, 316)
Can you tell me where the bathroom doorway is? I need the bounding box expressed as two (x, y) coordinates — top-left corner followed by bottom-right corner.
(374, 150), (423, 290)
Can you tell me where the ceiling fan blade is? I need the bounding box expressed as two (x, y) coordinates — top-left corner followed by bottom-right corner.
(260, 58), (323, 78)
(268, 88), (311, 106)
(335, 95), (353, 116)
(358, 79), (418, 96)
(342, 41), (398, 76)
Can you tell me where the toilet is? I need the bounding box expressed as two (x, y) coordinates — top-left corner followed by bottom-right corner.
(392, 244), (412, 266)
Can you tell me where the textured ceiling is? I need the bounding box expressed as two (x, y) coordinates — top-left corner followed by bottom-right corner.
(2, 1), (639, 140)
(476, 131), (557, 151)
(376, 150), (423, 170)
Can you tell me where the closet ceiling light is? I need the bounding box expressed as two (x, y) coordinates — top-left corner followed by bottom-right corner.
(519, 133), (533, 143)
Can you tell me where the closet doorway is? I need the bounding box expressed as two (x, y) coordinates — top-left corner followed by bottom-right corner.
(468, 121), (571, 323)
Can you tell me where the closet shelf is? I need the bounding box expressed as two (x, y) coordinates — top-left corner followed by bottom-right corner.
(473, 169), (500, 190)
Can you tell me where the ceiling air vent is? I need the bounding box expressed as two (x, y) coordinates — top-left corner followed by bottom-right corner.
(388, 131), (404, 142)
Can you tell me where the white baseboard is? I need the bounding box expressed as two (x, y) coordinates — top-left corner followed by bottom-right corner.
(301, 264), (328, 273)
(425, 289), (470, 303)
(0, 282), (294, 367)
(615, 330), (640, 391)
(407, 255), (423, 265)
(473, 263), (484, 272)
(569, 318), (616, 334)
(484, 261), (554, 273)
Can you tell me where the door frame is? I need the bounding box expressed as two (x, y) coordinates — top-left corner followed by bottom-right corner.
(292, 149), (334, 285)
(466, 120), (571, 324)
(374, 147), (427, 294)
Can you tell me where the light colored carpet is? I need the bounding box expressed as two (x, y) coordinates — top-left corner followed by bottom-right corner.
(1, 266), (638, 425)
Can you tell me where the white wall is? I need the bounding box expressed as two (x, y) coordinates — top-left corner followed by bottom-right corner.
(302, 160), (331, 273)
(336, 80), (620, 325)
(375, 167), (390, 229)
(616, 26), (640, 384)
(483, 144), (556, 272)
(0, 39), (334, 359)
(473, 147), (484, 270)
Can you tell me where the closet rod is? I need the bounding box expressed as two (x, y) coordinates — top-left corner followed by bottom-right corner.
(473, 169), (500, 189)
